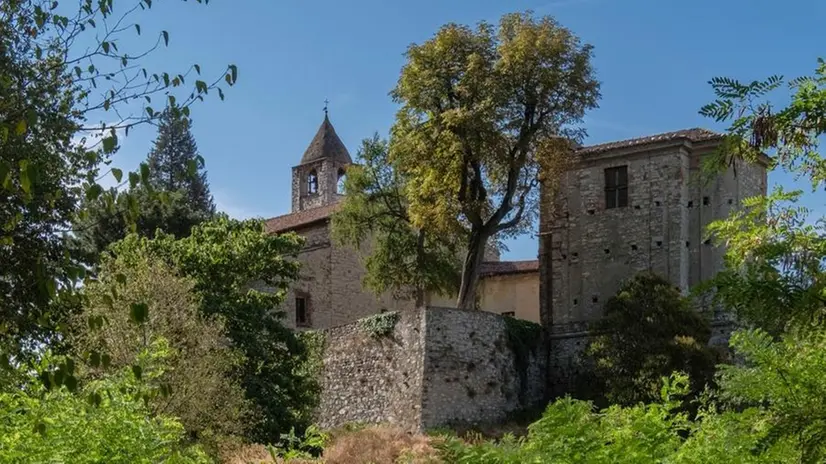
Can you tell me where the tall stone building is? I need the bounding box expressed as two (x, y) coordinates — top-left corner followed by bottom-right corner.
(538, 128), (769, 394)
(264, 114), (416, 329)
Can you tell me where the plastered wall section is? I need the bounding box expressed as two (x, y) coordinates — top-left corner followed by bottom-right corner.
(477, 272), (540, 323)
(316, 309), (426, 432)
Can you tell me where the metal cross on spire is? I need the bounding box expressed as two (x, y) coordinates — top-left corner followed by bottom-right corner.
(323, 98), (329, 116)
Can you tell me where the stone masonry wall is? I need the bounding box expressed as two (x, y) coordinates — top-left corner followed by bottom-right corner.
(540, 138), (768, 397)
(420, 307), (546, 430)
(317, 309), (426, 432)
(315, 307), (547, 432)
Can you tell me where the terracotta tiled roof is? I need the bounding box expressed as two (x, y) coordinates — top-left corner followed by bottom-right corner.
(479, 260), (539, 277)
(299, 114), (353, 165)
(577, 128), (721, 156)
(264, 203), (340, 233)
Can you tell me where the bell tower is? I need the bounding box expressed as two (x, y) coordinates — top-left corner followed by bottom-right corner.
(291, 105), (352, 212)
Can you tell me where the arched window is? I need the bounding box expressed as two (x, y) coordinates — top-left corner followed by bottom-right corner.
(307, 170), (318, 194)
(336, 168), (346, 194)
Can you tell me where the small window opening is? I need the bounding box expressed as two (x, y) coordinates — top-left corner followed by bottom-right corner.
(631, 244), (638, 251)
(604, 248), (610, 255)
(307, 170), (318, 194)
(686, 241), (690, 248)
(688, 200), (693, 208)
(572, 252), (579, 258)
(656, 240), (663, 247)
(336, 168), (346, 194)
(587, 209), (595, 215)
(703, 196), (710, 206)
(296, 296), (310, 327)
(605, 166), (629, 209)
(573, 298), (578, 305)
(592, 295), (599, 303)
(728, 198), (734, 205)
(655, 200), (661, 207)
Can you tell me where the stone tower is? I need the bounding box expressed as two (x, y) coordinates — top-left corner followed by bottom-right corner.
(291, 113), (353, 212)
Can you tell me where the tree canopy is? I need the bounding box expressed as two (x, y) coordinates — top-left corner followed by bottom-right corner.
(0, 0), (237, 366)
(331, 134), (461, 306)
(389, 11), (600, 308)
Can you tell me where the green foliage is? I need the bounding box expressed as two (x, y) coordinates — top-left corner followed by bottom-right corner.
(0, 356), (211, 464)
(272, 424), (330, 460)
(146, 104), (215, 214)
(700, 187), (826, 334)
(390, 11), (600, 308)
(332, 134), (461, 306)
(503, 316), (542, 398)
(0, 0), (236, 374)
(439, 374), (691, 463)
(72, 187), (213, 265)
(107, 216), (316, 444)
(357, 311), (400, 338)
(72, 254), (249, 442)
(585, 273), (718, 409)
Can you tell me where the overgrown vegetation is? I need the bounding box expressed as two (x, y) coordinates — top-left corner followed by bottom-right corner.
(0, 350), (211, 464)
(357, 311), (400, 338)
(503, 316), (542, 400)
(71, 255), (250, 443)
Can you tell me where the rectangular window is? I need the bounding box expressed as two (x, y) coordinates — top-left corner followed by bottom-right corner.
(605, 166), (629, 209)
(295, 296), (309, 327)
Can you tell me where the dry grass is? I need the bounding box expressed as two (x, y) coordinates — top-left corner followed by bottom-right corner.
(220, 425), (443, 464)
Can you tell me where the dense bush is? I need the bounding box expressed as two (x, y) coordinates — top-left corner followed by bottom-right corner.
(585, 273), (719, 408)
(72, 254), (249, 442)
(0, 356), (211, 464)
(107, 216), (319, 443)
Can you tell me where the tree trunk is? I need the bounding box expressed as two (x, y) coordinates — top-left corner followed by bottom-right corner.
(457, 228), (489, 309)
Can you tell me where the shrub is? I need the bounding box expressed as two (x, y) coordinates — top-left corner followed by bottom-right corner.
(0, 358), (210, 464)
(585, 272), (718, 408)
(72, 255), (250, 442)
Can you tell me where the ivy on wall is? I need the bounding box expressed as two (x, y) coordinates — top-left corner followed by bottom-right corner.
(357, 311), (400, 338)
(503, 316), (543, 403)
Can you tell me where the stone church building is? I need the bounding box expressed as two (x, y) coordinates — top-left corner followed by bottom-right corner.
(263, 115), (767, 339)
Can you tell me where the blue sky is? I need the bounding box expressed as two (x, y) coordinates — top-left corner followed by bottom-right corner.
(104, 0), (825, 260)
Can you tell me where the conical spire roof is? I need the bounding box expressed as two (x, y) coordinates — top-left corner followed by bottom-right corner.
(299, 114), (352, 165)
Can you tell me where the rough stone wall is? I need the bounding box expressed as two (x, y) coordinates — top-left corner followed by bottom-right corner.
(317, 309), (426, 432)
(314, 307), (547, 432)
(420, 308), (546, 429)
(548, 145), (691, 327)
(275, 222), (416, 330)
(539, 138), (768, 396)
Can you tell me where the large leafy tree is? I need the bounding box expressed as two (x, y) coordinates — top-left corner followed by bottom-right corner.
(109, 216), (318, 443)
(390, 12), (600, 308)
(331, 134), (461, 306)
(0, 0), (236, 368)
